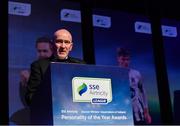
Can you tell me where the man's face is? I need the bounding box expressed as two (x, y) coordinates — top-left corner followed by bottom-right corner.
(36, 43), (53, 59)
(117, 56), (130, 68)
(54, 31), (73, 59)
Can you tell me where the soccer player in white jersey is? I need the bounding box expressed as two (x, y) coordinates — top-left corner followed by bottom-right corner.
(117, 47), (151, 125)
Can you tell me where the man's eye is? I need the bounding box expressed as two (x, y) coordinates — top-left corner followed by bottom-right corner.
(64, 40), (70, 44)
(43, 50), (48, 52)
(55, 39), (71, 44)
(56, 40), (63, 43)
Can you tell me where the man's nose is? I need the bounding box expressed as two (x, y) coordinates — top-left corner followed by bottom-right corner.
(61, 42), (66, 48)
(40, 53), (45, 56)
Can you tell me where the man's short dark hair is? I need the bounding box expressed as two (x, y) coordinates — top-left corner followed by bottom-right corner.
(117, 47), (130, 57)
(35, 36), (53, 47)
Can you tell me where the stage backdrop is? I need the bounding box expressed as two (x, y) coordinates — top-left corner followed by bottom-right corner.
(93, 9), (161, 124)
(8, 0), (83, 124)
(162, 18), (180, 123)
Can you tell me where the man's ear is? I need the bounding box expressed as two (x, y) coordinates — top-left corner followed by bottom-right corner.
(69, 43), (73, 51)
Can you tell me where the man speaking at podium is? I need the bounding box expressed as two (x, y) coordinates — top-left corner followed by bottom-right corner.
(25, 29), (85, 105)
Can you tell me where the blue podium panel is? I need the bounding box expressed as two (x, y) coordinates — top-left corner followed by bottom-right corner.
(50, 63), (133, 125)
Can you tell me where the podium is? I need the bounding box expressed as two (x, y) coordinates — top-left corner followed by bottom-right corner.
(30, 63), (134, 125)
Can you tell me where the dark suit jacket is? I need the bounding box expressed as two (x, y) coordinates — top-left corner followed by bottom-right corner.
(25, 55), (85, 105)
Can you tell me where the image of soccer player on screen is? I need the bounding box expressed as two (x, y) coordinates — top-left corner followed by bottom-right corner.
(117, 47), (151, 125)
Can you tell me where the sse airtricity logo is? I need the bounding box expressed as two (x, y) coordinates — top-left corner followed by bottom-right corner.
(77, 83), (87, 96)
(72, 77), (112, 104)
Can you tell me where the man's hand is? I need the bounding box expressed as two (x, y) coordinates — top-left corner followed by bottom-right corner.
(144, 108), (152, 124)
(20, 70), (30, 87)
